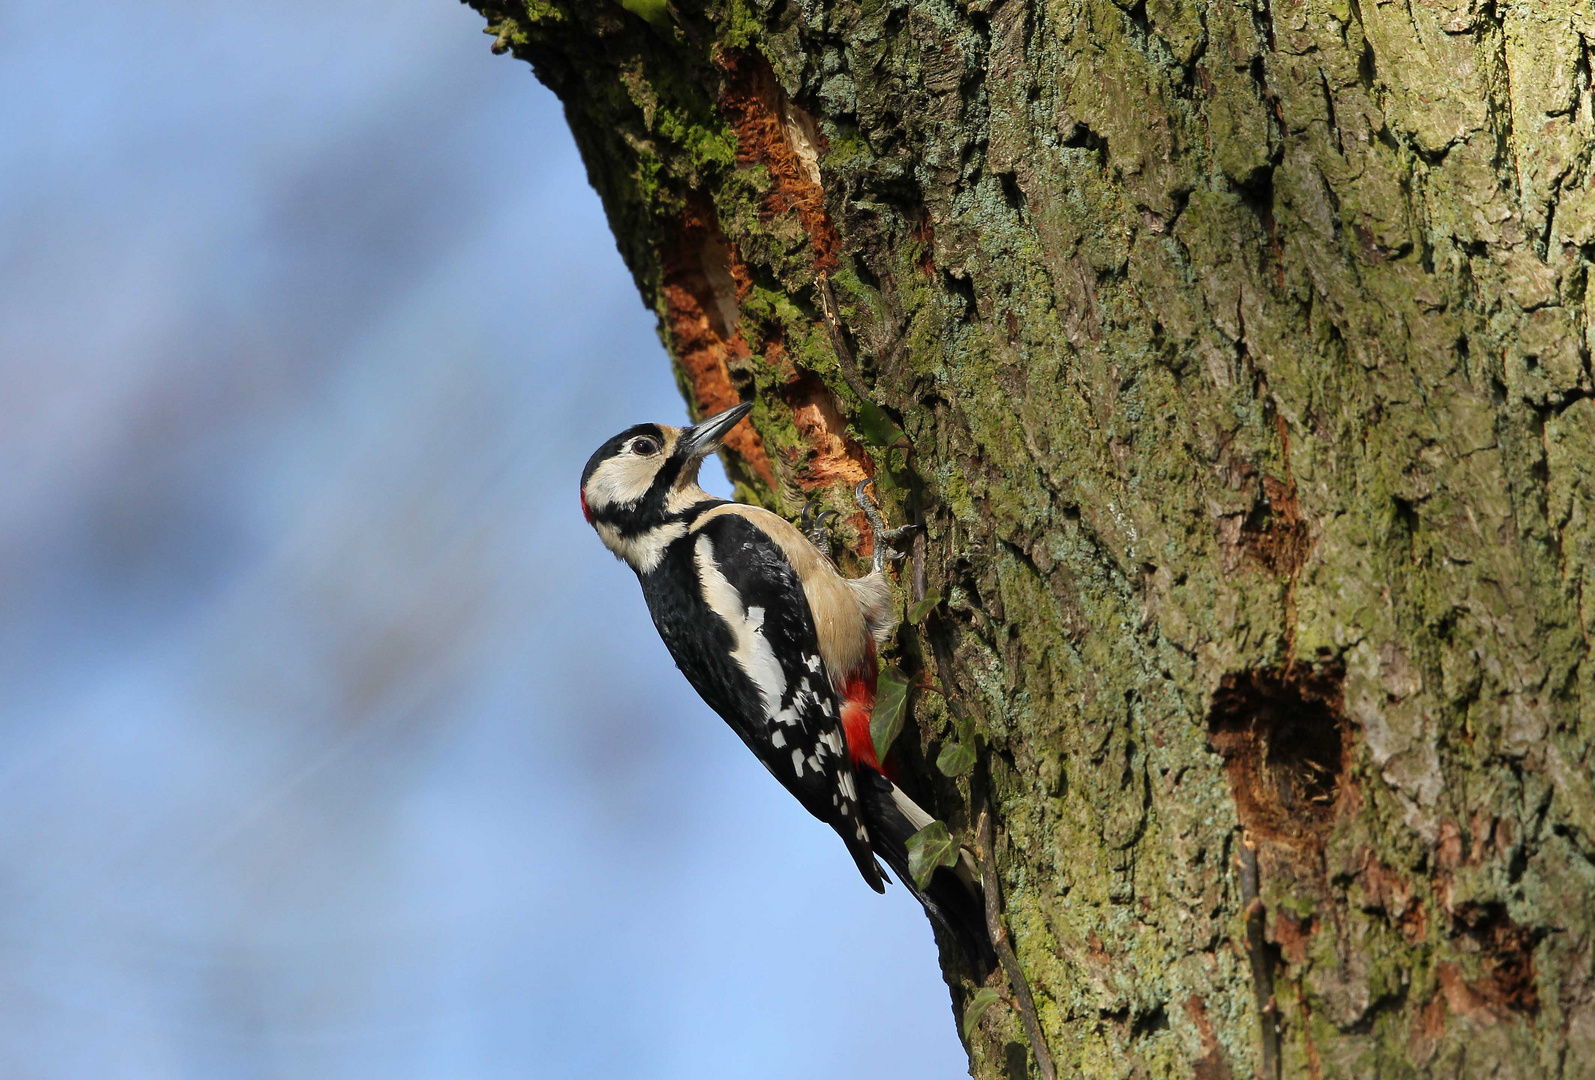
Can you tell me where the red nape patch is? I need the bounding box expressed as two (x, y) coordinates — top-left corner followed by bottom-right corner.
(580, 489), (593, 524)
(838, 667), (879, 771)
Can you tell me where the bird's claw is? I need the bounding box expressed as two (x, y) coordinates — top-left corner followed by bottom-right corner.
(800, 496), (841, 551)
(854, 480), (917, 573)
(799, 495), (820, 533)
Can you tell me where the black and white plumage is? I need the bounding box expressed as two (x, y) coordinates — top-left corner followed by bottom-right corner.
(581, 402), (994, 975)
(647, 508), (881, 885)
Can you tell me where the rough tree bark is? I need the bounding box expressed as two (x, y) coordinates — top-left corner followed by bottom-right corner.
(467, 0), (1595, 1075)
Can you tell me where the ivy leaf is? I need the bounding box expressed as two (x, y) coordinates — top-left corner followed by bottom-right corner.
(854, 399), (909, 449)
(937, 738), (977, 777)
(907, 592), (942, 624)
(618, 0), (669, 25)
(962, 987), (1002, 1040)
(906, 821), (960, 889)
(869, 667), (910, 766)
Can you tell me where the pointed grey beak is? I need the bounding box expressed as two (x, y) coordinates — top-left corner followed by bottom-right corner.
(678, 402), (752, 459)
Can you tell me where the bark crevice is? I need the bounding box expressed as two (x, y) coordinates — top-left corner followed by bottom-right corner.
(469, 0), (1595, 1074)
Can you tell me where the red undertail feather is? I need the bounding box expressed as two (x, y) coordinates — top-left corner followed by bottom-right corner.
(838, 646), (880, 771)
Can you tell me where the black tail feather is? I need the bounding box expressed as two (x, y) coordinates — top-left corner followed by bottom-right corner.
(858, 768), (997, 979)
(919, 863), (999, 980)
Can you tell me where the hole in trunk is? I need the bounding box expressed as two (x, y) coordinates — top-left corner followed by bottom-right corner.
(1207, 663), (1347, 846)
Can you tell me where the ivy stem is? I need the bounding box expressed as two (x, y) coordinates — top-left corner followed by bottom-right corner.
(1239, 831), (1281, 1080)
(974, 800), (1057, 1080)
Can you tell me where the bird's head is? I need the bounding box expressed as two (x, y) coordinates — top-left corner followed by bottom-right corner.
(580, 402), (752, 566)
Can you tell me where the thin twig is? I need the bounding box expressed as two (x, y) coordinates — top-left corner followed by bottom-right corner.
(661, 2), (704, 49)
(903, 444), (1047, 1073)
(911, 523), (928, 606)
(921, 625), (1052, 1076)
(975, 799), (1058, 1080)
(1238, 832), (1280, 1080)
(815, 274), (874, 403)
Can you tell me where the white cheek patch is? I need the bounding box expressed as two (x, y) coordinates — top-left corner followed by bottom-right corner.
(694, 534), (787, 718)
(584, 453), (661, 514)
(595, 520), (686, 574)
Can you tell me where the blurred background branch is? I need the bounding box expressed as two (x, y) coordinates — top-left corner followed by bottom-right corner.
(0, 2), (962, 1074)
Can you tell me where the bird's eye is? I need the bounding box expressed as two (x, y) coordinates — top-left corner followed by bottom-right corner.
(630, 437), (660, 456)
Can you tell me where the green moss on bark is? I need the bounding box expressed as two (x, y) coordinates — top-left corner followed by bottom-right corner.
(468, 0), (1595, 1075)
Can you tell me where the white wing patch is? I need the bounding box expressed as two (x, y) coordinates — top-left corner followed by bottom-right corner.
(694, 534), (786, 718)
(693, 528), (870, 846)
(773, 675), (822, 733)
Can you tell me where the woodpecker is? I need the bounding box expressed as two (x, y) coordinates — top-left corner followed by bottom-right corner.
(581, 401), (994, 975)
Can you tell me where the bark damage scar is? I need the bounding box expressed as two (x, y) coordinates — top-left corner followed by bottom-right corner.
(912, 213), (937, 277)
(718, 51), (839, 273)
(1429, 818), (1541, 1022)
(1215, 418), (1311, 580)
(1182, 997), (1235, 1080)
(779, 371), (873, 489)
(1207, 663), (1349, 850)
(660, 201), (774, 488)
(1270, 908), (1315, 965)
(716, 52), (881, 511)
(1356, 854), (1429, 943)
(1243, 472), (1310, 578)
(1438, 903), (1540, 1021)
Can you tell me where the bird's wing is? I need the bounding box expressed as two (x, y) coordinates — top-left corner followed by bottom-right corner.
(643, 511), (885, 891)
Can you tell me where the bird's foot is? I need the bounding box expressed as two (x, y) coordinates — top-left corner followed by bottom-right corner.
(800, 496), (841, 553)
(854, 480), (917, 572)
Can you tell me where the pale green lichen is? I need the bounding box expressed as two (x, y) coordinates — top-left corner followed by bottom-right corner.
(470, 0), (1595, 1074)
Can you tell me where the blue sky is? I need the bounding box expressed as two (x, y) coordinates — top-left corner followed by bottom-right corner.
(0, 2), (966, 1076)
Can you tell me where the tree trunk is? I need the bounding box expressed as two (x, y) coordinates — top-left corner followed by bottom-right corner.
(468, 0), (1595, 1075)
